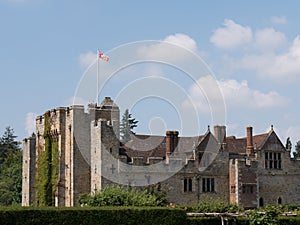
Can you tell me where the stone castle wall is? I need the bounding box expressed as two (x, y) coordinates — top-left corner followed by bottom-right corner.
(22, 97), (300, 208)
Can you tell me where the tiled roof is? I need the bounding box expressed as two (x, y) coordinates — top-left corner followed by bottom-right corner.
(226, 137), (246, 154)
(253, 133), (269, 149)
(119, 131), (270, 160)
(120, 134), (204, 160)
(226, 133), (269, 154)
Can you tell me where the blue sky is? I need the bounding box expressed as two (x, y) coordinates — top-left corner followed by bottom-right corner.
(1, 0), (300, 151)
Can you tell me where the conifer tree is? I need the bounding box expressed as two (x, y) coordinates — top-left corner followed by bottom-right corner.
(0, 127), (22, 206)
(286, 137), (292, 151)
(120, 109), (138, 143)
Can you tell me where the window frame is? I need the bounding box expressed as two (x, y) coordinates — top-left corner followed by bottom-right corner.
(264, 151), (282, 170)
(202, 177), (215, 193)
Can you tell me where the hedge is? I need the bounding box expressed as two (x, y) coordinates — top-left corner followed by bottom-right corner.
(187, 216), (300, 225)
(1, 207), (300, 225)
(0, 207), (186, 225)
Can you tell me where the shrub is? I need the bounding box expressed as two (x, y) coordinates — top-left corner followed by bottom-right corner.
(193, 197), (243, 213)
(248, 205), (282, 225)
(78, 185), (167, 207)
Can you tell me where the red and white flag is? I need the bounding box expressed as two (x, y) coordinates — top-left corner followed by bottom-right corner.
(98, 50), (109, 62)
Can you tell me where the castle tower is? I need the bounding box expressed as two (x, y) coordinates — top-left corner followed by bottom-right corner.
(90, 97), (120, 192)
(22, 134), (36, 206)
(22, 97), (120, 207)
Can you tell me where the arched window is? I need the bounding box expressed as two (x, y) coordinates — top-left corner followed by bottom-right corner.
(278, 197), (282, 205)
(259, 197), (264, 207)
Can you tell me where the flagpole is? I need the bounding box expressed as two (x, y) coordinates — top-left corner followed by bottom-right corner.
(97, 49), (99, 105)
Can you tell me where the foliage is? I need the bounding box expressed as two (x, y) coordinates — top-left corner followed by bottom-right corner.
(78, 185), (167, 207)
(35, 113), (59, 206)
(0, 127), (22, 206)
(248, 205), (282, 225)
(286, 137), (292, 150)
(293, 140), (300, 158)
(0, 206), (187, 225)
(187, 217), (249, 225)
(193, 197), (243, 213)
(120, 109), (138, 143)
(0, 127), (19, 164)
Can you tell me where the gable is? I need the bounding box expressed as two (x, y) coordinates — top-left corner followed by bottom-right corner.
(260, 131), (286, 152)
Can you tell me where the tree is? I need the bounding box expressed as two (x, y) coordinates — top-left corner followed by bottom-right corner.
(293, 140), (300, 158)
(0, 127), (22, 206)
(286, 137), (292, 150)
(0, 127), (19, 164)
(120, 109), (138, 143)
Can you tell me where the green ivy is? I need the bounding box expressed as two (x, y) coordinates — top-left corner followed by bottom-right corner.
(51, 138), (58, 205)
(35, 112), (59, 206)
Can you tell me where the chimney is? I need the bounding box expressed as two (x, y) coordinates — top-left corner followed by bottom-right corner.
(166, 131), (173, 159)
(173, 131), (179, 151)
(246, 126), (254, 155)
(166, 130), (179, 159)
(214, 125), (226, 144)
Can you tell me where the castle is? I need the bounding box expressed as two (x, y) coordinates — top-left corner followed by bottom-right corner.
(22, 97), (300, 208)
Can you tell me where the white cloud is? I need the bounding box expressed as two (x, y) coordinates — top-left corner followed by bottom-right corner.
(163, 33), (197, 52)
(185, 76), (287, 113)
(271, 16), (287, 25)
(79, 51), (96, 68)
(236, 36), (300, 81)
(284, 126), (300, 149)
(211, 19), (300, 81)
(255, 28), (287, 52)
(25, 112), (37, 136)
(137, 33), (200, 62)
(210, 19), (253, 49)
(218, 79), (286, 108)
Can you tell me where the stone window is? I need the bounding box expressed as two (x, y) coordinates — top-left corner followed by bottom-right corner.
(202, 178), (215, 193)
(265, 152), (282, 169)
(242, 184), (254, 194)
(278, 197), (282, 204)
(183, 178), (193, 192)
(231, 185), (236, 193)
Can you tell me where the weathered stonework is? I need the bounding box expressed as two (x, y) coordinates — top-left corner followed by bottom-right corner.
(22, 97), (300, 208)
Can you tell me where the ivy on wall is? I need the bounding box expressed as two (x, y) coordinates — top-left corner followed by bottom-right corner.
(35, 112), (59, 206)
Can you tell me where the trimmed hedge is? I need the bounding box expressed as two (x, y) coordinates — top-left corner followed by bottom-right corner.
(1, 207), (300, 225)
(0, 207), (186, 225)
(187, 216), (300, 225)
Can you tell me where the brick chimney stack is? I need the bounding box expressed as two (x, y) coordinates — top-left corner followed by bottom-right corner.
(166, 130), (179, 159)
(246, 126), (254, 155)
(173, 131), (179, 151)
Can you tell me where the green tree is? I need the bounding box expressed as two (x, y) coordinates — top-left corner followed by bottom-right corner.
(286, 137), (292, 151)
(120, 109), (138, 142)
(293, 140), (300, 158)
(0, 127), (22, 206)
(0, 127), (19, 164)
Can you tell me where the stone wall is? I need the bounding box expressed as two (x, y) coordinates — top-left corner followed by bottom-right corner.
(22, 136), (36, 206)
